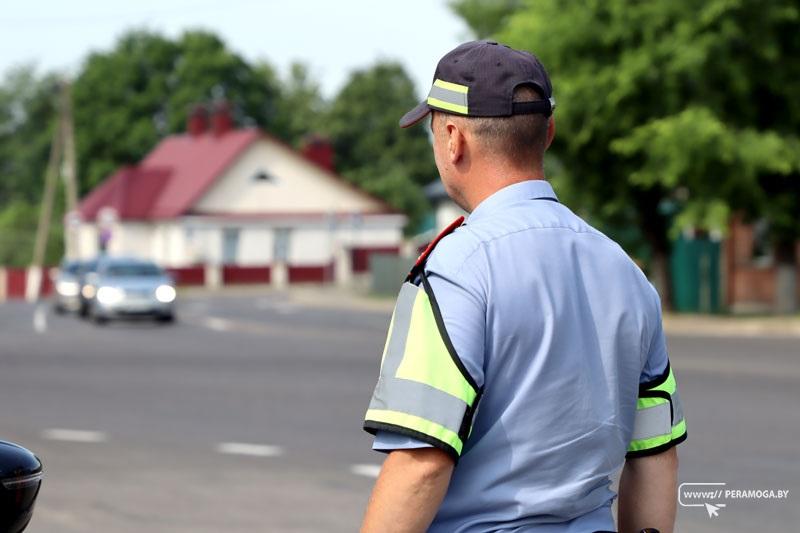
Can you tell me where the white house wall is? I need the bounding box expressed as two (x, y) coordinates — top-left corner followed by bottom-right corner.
(194, 138), (386, 215)
(180, 215), (404, 266)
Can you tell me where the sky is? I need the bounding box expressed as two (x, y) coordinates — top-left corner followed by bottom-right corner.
(0, 0), (472, 99)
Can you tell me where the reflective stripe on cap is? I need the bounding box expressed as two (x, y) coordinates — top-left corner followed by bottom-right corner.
(427, 79), (469, 115)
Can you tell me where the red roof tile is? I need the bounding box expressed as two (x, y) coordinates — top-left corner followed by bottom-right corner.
(78, 127), (399, 221)
(79, 128), (259, 221)
(78, 166), (171, 221)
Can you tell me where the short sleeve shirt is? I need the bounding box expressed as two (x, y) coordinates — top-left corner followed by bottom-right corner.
(366, 180), (686, 532)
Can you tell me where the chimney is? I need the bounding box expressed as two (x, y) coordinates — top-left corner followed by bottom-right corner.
(187, 104), (208, 136)
(211, 101), (233, 136)
(301, 134), (335, 172)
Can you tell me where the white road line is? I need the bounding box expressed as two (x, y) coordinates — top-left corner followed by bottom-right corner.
(350, 464), (381, 478)
(204, 317), (232, 332)
(41, 429), (107, 443)
(33, 305), (47, 334)
(216, 442), (284, 457)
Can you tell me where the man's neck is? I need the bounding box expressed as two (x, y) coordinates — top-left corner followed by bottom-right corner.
(462, 165), (545, 213)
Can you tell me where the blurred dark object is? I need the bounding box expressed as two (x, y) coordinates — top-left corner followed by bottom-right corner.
(211, 101), (233, 136)
(302, 134), (335, 172)
(52, 258), (83, 314)
(0, 441), (43, 533)
(188, 104), (209, 136)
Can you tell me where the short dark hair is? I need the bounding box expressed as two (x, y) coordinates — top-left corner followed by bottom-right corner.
(456, 85), (549, 164)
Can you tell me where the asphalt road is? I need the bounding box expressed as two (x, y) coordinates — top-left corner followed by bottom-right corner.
(0, 291), (797, 532)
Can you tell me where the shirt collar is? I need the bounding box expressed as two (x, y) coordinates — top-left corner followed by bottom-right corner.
(467, 179), (558, 224)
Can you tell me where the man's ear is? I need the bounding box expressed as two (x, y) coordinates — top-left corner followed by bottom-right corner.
(545, 115), (556, 150)
(445, 119), (465, 164)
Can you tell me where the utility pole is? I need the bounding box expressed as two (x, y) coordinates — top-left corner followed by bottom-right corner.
(60, 80), (80, 259)
(27, 80), (76, 301)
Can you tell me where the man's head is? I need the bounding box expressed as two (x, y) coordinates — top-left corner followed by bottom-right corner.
(401, 40), (556, 211)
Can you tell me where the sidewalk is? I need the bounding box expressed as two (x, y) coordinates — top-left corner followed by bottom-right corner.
(662, 312), (800, 338)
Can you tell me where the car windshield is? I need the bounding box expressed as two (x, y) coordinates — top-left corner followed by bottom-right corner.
(81, 260), (98, 274)
(62, 261), (82, 275)
(105, 263), (162, 277)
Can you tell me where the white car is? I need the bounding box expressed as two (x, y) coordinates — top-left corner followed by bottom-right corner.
(85, 257), (176, 324)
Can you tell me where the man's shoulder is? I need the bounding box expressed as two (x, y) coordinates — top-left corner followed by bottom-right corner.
(425, 224), (484, 276)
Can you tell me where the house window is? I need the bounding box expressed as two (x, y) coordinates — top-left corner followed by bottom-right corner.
(222, 228), (240, 264)
(252, 169), (278, 184)
(273, 228), (291, 262)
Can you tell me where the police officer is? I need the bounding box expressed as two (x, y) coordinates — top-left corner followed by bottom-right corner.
(360, 40), (686, 533)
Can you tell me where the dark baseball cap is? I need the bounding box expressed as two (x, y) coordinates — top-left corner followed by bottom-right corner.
(400, 40), (555, 128)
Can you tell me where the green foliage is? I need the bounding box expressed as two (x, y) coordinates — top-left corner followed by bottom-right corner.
(0, 29), (436, 264)
(0, 66), (59, 204)
(448, 0), (523, 39)
(324, 61), (436, 230)
(72, 29), (283, 192)
(0, 200), (63, 267)
(271, 62), (328, 147)
(497, 0), (800, 247)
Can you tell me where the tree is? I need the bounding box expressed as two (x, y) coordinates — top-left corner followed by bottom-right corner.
(0, 66), (60, 204)
(324, 61), (436, 231)
(448, 0), (524, 39)
(72, 29), (283, 192)
(271, 62), (328, 147)
(0, 66), (65, 265)
(451, 0), (800, 308)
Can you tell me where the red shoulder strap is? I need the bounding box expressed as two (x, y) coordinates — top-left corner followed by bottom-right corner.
(405, 216), (465, 282)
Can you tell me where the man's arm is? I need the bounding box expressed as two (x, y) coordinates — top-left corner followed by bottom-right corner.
(360, 448), (454, 533)
(618, 446), (679, 533)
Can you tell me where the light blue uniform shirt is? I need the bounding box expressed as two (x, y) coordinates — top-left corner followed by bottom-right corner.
(372, 180), (674, 532)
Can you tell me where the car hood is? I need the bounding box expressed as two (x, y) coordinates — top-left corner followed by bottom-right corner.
(97, 277), (172, 291)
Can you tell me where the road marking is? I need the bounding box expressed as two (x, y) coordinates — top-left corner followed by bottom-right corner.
(350, 464), (381, 478)
(33, 305), (47, 334)
(41, 429), (107, 443)
(216, 442), (283, 457)
(204, 317), (232, 332)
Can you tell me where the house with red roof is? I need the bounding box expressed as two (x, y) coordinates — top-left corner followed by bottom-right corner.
(76, 107), (406, 286)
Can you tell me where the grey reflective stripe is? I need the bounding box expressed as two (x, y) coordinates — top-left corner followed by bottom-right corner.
(369, 376), (467, 434)
(631, 401), (671, 441)
(428, 84), (468, 109)
(381, 282), (419, 376)
(672, 390), (684, 425)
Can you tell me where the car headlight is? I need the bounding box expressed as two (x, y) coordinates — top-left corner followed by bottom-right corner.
(155, 285), (176, 303)
(96, 286), (124, 305)
(57, 281), (80, 297)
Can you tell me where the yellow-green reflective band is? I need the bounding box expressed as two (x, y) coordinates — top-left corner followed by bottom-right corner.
(637, 396), (668, 410)
(433, 79), (469, 94)
(427, 79), (469, 115)
(365, 409), (463, 455)
(368, 376), (467, 435)
(628, 418), (687, 452)
(426, 97), (468, 115)
(642, 365), (677, 395)
(395, 286), (477, 405)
